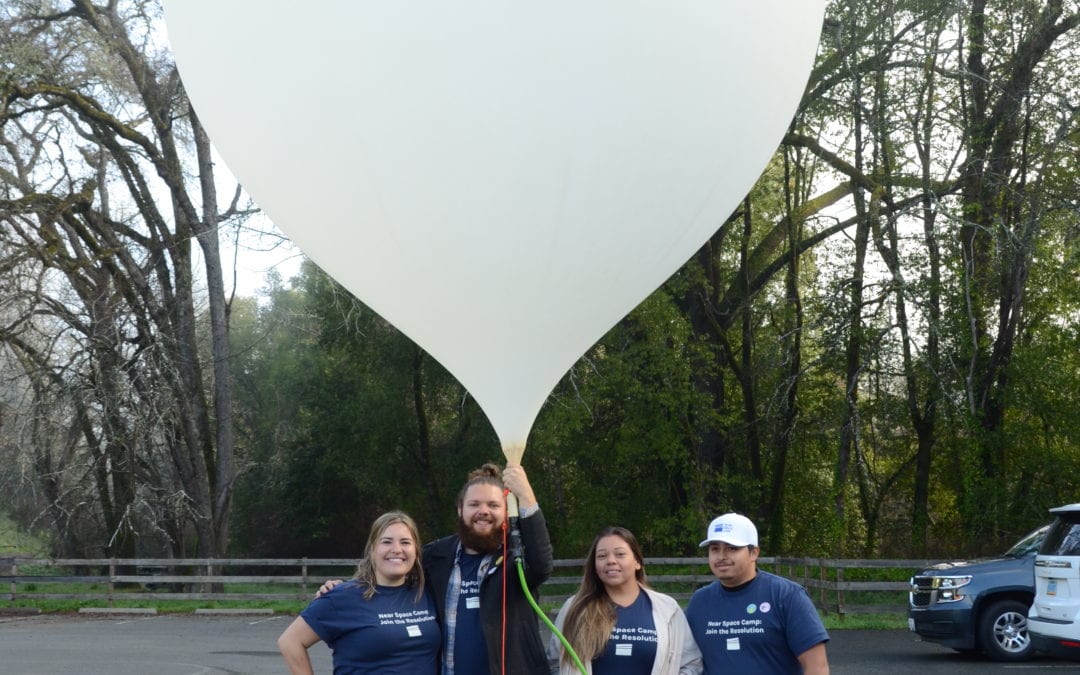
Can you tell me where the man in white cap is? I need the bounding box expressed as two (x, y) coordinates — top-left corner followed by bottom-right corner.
(685, 513), (830, 674)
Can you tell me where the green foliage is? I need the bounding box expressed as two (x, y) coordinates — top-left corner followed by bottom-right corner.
(530, 288), (713, 556)
(215, 0), (1080, 562)
(229, 263), (500, 556)
(0, 511), (49, 557)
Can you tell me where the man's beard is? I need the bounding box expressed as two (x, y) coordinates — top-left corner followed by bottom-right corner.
(457, 515), (503, 554)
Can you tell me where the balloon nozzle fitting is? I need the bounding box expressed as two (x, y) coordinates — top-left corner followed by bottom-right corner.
(508, 516), (524, 563)
(505, 491), (524, 562)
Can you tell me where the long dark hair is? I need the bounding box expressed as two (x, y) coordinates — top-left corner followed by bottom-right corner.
(561, 526), (649, 665)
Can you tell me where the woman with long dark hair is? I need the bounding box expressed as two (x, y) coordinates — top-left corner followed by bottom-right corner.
(548, 526), (702, 675)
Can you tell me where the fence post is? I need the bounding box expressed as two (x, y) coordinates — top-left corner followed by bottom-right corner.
(815, 561), (823, 613)
(8, 559), (16, 601)
(835, 565), (845, 619)
(108, 559), (116, 607)
(302, 557), (309, 599)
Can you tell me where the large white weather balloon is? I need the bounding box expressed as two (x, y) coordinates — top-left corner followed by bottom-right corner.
(164, 1), (826, 462)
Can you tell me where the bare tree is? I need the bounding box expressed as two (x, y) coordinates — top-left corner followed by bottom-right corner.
(0, 0), (251, 557)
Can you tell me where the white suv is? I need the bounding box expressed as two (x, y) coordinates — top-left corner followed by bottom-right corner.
(1029, 503), (1080, 659)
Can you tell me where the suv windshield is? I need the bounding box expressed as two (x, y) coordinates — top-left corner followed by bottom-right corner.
(1006, 524), (1050, 557)
(1039, 510), (1080, 556)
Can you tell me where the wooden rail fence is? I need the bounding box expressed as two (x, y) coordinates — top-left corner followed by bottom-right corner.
(2, 555), (936, 615)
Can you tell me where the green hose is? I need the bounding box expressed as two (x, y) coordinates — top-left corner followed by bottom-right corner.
(516, 559), (588, 675)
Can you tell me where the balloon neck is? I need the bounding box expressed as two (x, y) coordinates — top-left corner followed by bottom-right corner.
(501, 441), (526, 466)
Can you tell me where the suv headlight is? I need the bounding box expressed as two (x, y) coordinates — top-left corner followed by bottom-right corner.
(932, 575), (972, 602)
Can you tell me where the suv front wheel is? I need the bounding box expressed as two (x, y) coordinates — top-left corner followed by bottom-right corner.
(978, 599), (1032, 661)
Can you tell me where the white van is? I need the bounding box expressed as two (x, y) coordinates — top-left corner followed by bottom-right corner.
(1029, 503), (1080, 659)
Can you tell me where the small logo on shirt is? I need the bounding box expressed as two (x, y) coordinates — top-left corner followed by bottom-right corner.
(759, 602), (772, 613)
(406, 625), (422, 637)
(615, 644), (633, 656)
(726, 637), (741, 651)
(746, 603), (757, 614)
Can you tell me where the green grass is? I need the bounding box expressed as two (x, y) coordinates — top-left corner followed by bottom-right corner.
(12, 601), (309, 615)
(0, 598), (308, 614)
(821, 612), (907, 630)
(0, 511), (49, 556)
(1, 580), (313, 614)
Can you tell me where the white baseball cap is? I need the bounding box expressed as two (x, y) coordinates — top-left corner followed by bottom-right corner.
(699, 513), (758, 548)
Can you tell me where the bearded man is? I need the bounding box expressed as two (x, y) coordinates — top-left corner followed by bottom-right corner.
(422, 462), (553, 675)
(317, 463), (553, 675)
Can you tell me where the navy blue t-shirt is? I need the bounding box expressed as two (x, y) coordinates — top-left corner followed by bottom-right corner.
(453, 551), (490, 675)
(686, 572), (829, 675)
(592, 590), (657, 675)
(300, 580), (440, 675)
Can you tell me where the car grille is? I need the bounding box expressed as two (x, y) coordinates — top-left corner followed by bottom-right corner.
(910, 576), (935, 607)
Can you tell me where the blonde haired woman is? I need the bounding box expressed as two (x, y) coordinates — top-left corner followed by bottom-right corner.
(278, 511), (440, 674)
(549, 526), (702, 675)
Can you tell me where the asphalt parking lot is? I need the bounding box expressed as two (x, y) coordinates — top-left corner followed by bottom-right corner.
(0, 613), (329, 675)
(2, 613), (1079, 674)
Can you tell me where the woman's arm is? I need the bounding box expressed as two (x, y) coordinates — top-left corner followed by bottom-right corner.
(277, 616), (322, 675)
(546, 597), (574, 674)
(674, 607), (704, 675)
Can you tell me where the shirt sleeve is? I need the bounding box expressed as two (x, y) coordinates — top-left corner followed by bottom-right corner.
(520, 507), (554, 586)
(783, 584), (830, 657)
(674, 605), (704, 675)
(547, 597), (574, 674)
(300, 589), (344, 644)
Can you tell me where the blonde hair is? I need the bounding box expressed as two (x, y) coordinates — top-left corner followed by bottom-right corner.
(561, 526), (649, 666)
(353, 511), (425, 601)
